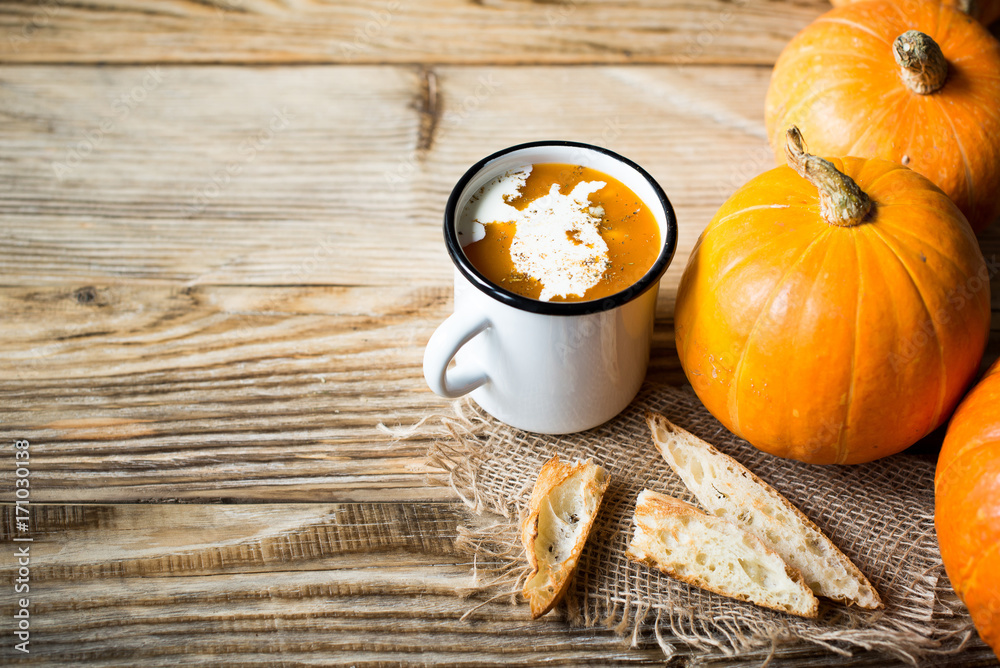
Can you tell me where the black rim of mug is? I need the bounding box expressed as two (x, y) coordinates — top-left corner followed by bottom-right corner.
(443, 140), (678, 316)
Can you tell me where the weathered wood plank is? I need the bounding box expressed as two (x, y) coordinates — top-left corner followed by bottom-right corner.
(0, 503), (469, 578)
(0, 0), (827, 65)
(0, 503), (668, 665)
(0, 65), (441, 288)
(0, 503), (995, 666)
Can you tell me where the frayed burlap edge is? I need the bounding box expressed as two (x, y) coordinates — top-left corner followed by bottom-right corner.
(385, 394), (984, 665)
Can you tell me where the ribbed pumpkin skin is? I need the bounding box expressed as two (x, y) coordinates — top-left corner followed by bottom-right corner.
(674, 157), (990, 464)
(765, 1), (1000, 232)
(831, 0), (1000, 25)
(936, 359), (1000, 658)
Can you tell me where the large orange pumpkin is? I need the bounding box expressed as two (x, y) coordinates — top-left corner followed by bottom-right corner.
(831, 0), (1000, 26)
(936, 358), (1000, 658)
(766, 0), (1000, 232)
(674, 128), (990, 465)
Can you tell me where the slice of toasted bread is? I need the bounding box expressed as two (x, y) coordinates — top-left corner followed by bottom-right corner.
(521, 456), (610, 619)
(646, 411), (882, 609)
(626, 489), (819, 618)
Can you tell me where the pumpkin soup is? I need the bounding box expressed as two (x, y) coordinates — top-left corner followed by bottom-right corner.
(458, 163), (660, 302)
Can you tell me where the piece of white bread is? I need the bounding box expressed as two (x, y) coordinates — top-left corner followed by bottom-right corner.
(521, 456), (610, 619)
(627, 489), (819, 618)
(646, 411), (882, 609)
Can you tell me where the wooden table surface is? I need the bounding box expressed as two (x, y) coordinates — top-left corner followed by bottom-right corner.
(2, 1), (998, 665)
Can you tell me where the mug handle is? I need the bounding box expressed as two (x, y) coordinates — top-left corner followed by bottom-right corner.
(423, 310), (491, 398)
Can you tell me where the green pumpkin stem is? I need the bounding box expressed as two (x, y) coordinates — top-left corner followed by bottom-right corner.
(893, 30), (948, 95)
(785, 127), (872, 228)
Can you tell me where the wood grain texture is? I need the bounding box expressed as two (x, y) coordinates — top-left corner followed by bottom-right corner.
(0, 280), (686, 502)
(0, 63), (774, 502)
(1, 64), (998, 502)
(2, 503), (997, 667)
(0, 0), (828, 65)
(2, 1), (998, 665)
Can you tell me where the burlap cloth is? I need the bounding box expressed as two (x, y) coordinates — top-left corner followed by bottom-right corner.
(402, 383), (988, 664)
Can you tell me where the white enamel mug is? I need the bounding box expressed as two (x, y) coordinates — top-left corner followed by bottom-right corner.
(424, 141), (677, 434)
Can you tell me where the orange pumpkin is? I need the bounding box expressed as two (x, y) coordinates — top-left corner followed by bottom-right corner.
(674, 128), (990, 465)
(936, 358), (1000, 658)
(766, 0), (1000, 232)
(831, 0), (1000, 26)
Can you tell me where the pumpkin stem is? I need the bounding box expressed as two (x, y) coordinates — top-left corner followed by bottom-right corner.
(893, 30), (948, 95)
(784, 127), (872, 228)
